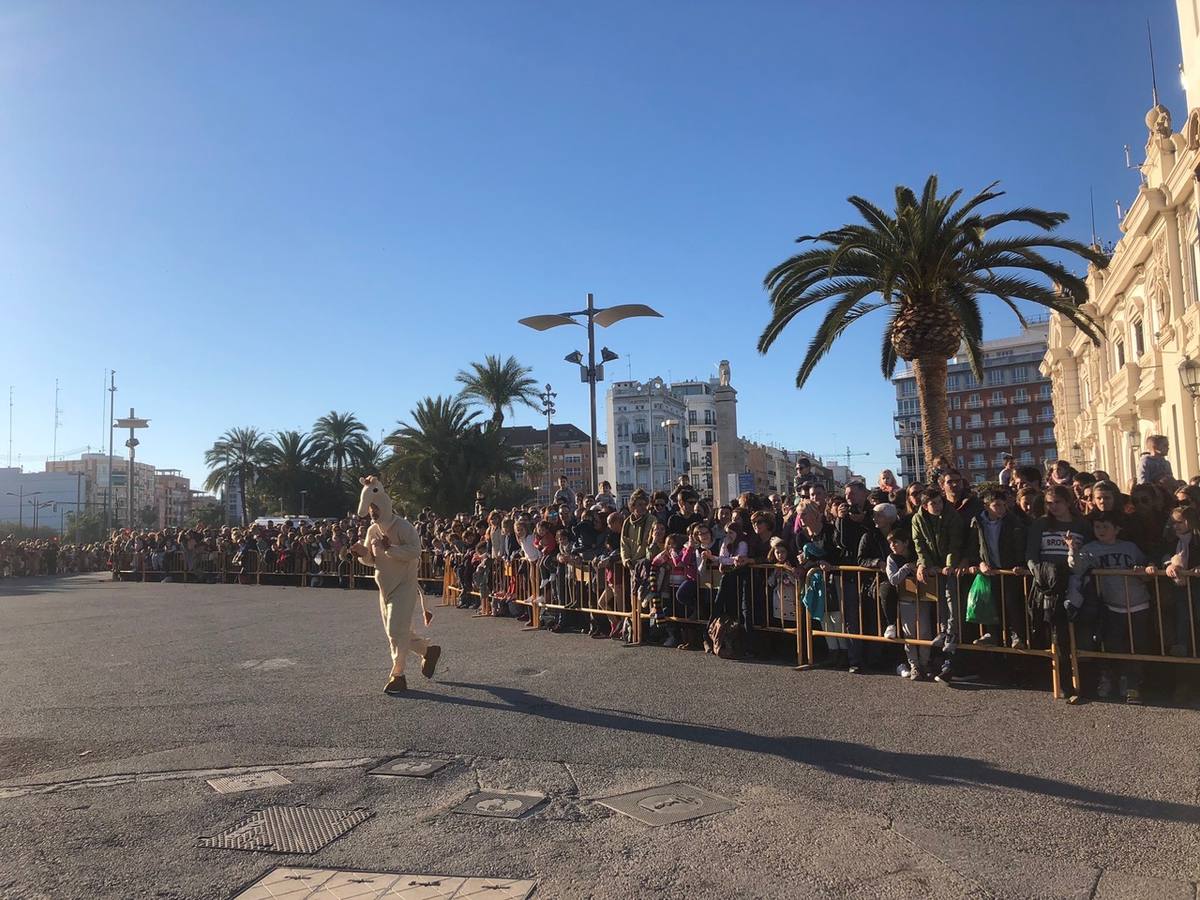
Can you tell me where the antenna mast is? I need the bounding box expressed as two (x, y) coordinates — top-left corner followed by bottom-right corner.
(7, 386), (12, 468)
(1148, 20), (1160, 107)
(52, 378), (62, 462)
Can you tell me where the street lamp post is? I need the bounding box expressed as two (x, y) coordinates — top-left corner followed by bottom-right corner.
(519, 293), (662, 493)
(538, 383), (557, 501)
(114, 409), (149, 530)
(661, 418), (679, 488)
(300, 490), (308, 517)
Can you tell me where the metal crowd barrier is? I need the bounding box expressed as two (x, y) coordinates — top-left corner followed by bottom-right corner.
(1067, 569), (1200, 697)
(801, 566), (1063, 696)
(538, 556), (639, 641)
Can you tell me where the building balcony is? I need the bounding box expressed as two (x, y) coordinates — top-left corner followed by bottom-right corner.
(964, 400), (983, 409)
(988, 416), (1008, 427)
(990, 438), (1010, 448)
(1011, 414), (1032, 425)
(987, 397), (1008, 407)
(966, 419), (984, 430)
(967, 439), (986, 449)
(633, 455), (650, 466)
(630, 432), (650, 444)
(1105, 363), (1140, 417)
(1015, 436), (1034, 446)
(1037, 413), (1054, 422)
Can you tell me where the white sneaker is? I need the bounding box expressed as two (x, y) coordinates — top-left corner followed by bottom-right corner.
(884, 625), (898, 640)
(973, 633), (997, 646)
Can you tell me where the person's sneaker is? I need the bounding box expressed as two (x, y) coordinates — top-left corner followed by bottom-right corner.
(420, 646), (441, 679)
(934, 662), (953, 685)
(930, 633), (948, 652)
(848, 665), (862, 675)
(383, 674), (407, 695)
(908, 665), (924, 681)
(1125, 687), (1142, 705)
(1009, 634), (1027, 650)
(1096, 673), (1113, 700)
(896, 663), (911, 678)
(883, 624), (898, 640)
(973, 633), (997, 646)
(662, 633), (679, 649)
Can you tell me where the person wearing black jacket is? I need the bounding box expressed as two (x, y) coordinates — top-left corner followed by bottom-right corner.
(834, 482), (874, 672)
(667, 493), (703, 537)
(963, 488), (1028, 649)
(858, 503), (900, 640)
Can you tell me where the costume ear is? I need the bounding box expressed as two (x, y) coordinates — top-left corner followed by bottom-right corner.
(359, 476), (370, 486)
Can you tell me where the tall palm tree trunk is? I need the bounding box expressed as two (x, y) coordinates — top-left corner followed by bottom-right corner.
(912, 355), (951, 481)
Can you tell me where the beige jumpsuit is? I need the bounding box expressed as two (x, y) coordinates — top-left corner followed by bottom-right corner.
(359, 514), (429, 677)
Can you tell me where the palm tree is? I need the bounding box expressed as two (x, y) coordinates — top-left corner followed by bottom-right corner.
(757, 175), (1106, 476)
(454, 354), (539, 429)
(203, 427), (271, 526)
(346, 438), (390, 480)
(312, 411), (368, 486)
(385, 396), (516, 514)
(263, 430), (322, 513)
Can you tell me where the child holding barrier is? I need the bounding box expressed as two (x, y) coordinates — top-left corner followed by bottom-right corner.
(1067, 511), (1153, 704)
(886, 529), (932, 681)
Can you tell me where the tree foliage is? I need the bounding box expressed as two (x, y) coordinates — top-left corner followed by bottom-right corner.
(455, 355), (539, 429)
(757, 175), (1107, 474)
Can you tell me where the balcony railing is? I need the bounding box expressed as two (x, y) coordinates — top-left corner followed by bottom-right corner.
(966, 419), (984, 430)
(989, 416), (1009, 426)
(1037, 413), (1054, 422)
(967, 440), (986, 449)
(631, 432), (649, 444)
(990, 438), (1010, 448)
(987, 397), (1008, 407)
(1015, 436), (1034, 446)
(964, 400), (983, 409)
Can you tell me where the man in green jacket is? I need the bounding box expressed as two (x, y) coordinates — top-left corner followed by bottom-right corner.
(911, 488), (966, 683)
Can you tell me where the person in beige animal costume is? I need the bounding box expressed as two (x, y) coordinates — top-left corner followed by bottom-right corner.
(349, 475), (440, 694)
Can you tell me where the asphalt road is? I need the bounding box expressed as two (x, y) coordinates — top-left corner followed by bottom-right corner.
(0, 575), (1198, 899)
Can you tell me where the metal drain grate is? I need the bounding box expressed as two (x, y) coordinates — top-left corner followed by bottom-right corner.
(450, 791), (546, 820)
(231, 867), (537, 899)
(201, 806), (371, 854)
(595, 782), (736, 826)
(208, 772), (293, 794)
(367, 757), (453, 779)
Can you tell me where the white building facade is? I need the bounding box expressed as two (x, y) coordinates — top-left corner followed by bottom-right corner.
(605, 378), (688, 497)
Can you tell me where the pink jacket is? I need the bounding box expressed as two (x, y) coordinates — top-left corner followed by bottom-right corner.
(652, 546), (699, 584)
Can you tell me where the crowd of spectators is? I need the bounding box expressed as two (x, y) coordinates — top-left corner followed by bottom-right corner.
(7, 434), (1200, 705)
(0, 538), (107, 577)
(425, 438), (1200, 704)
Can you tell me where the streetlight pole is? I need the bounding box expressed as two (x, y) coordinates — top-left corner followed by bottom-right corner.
(537, 383), (557, 501)
(662, 418), (679, 489)
(114, 409), (149, 531)
(106, 371), (116, 531)
(300, 490), (308, 516)
(4, 486), (26, 529)
(519, 293), (663, 494)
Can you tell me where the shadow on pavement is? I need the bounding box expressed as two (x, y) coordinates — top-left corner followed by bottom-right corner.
(427, 680), (1200, 825)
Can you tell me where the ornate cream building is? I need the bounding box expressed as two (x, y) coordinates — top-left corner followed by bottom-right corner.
(1042, 2), (1200, 485)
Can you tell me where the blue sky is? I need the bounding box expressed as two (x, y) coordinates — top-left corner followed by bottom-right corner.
(1, 0), (1187, 487)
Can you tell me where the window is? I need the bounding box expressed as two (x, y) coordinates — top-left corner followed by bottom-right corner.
(972, 454), (985, 468)
(986, 369), (1006, 386)
(951, 396), (961, 409)
(705, 431), (713, 446)
(1114, 339), (1125, 369)
(1132, 318), (1145, 357)
(704, 410), (714, 425)
(955, 436), (964, 449)
(1042, 427), (1055, 441)
(1012, 365), (1029, 383)
(691, 452), (699, 466)
(688, 411), (697, 425)
(1020, 450), (1034, 464)
(1191, 241), (1200, 306)
(1013, 389), (1028, 403)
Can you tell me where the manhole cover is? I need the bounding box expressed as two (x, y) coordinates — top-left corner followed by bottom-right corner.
(450, 791), (546, 820)
(367, 757), (453, 779)
(208, 771), (292, 794)
(201, 806), (371, 854)
(231, 866), (537, 899)
(595, 782), (736, 826)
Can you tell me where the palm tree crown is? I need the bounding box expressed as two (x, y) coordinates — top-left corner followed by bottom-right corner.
(203, 427), (271, 526)
(312, 411), (368, 485)
(455, 355), (539, 429)
(757, 175), (1107, 475)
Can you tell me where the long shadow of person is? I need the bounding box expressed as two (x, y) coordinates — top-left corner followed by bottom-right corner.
(410, 680), (1200, 825)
